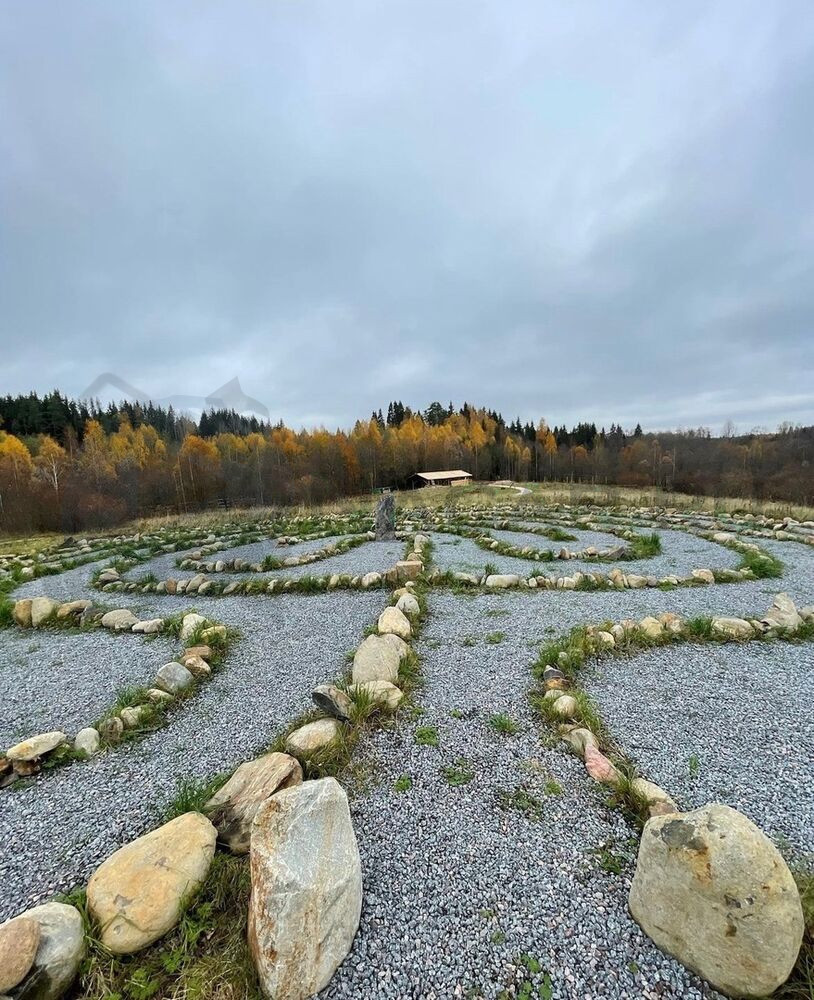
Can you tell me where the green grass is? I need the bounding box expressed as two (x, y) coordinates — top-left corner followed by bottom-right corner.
(485, 631), (505, 644)
(163, 774), (230, 821)
(441, 759), (474, 786)
(543, 779), (563, 796)
(393, 774), (412, 793)
(775, 859), (814, 999)
(497, 785), (544, 820)
(0, 596), (15, 628)
(627, 532), (662, 559)
(414, 725), (439, 747)
(69, 851), (260, 1000)
(738, 547), (783, 579)
(488, 712), (520, 735)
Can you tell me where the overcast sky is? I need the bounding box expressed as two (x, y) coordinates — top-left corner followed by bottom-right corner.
(1, 2), (813, 434)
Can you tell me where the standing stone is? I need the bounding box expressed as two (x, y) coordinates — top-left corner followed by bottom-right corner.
(6, 902), (85, 1000)
(629, 804), (804, 997)
(374, 493), (395, 540)
(204, 752), (303, 854)
(87, 812), (217, 954)
(249, 778), (362, 999)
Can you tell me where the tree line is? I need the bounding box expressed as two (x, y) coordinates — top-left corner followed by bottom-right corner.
(0, 391), (812, 532)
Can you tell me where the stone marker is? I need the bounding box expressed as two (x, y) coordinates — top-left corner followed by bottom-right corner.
(249, 777), (362, 999)
(629, 803), (804, 998)
(87, 812), (216, 954)
(374, 493), (396, 540)
(204, 752), (303, 854)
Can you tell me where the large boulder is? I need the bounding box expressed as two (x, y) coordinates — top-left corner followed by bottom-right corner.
(351, 635), (400, 684)
(377, 606), (411, 640)
(204, 753), (303, 854)
(629, 804), (804, 997)
(249, 777), (362, 999)
(5, 902), (85, 1000)
(87, 812), (217, 954)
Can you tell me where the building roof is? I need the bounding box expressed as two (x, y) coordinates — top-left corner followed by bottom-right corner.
(415, 470), (473, 481)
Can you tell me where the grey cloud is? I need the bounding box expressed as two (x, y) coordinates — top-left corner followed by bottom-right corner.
(1, 0), (813, 432)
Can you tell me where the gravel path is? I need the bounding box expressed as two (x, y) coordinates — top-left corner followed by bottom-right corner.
(0, 629), (178, 747)
(133, 533), (357, 581)
(323, 592), (723, 1000)
(430, 525), (741, 577)
(4, 512), (814, 994)
(0, 590), (387, 921)
(587, 639), (814, 854)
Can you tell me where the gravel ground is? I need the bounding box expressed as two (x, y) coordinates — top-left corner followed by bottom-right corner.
(430, 525), (741, 578)
(131, 533), (357, 581)
(323, 592), (724, 1000)
(0, 629), (178, 747)
(10, 539), (405, 605)
(4, 515), (814, 993)
(587, 639), (814, 854)
(0, 590), (387, 921)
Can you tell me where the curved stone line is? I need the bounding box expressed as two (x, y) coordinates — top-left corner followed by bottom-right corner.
(1, 606), (234, 789)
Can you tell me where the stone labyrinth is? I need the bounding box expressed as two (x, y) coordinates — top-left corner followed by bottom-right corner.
(0, 498), (812, 999)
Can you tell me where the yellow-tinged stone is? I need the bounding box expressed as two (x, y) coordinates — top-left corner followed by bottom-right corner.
(87, 812), (216, 954)
(0, 916), (40, 993)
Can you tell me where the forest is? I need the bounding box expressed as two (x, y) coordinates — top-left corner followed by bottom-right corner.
(0, 391), (812, 532)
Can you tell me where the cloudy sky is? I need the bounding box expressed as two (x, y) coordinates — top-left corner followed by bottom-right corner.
(1, 2), (813, 433)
